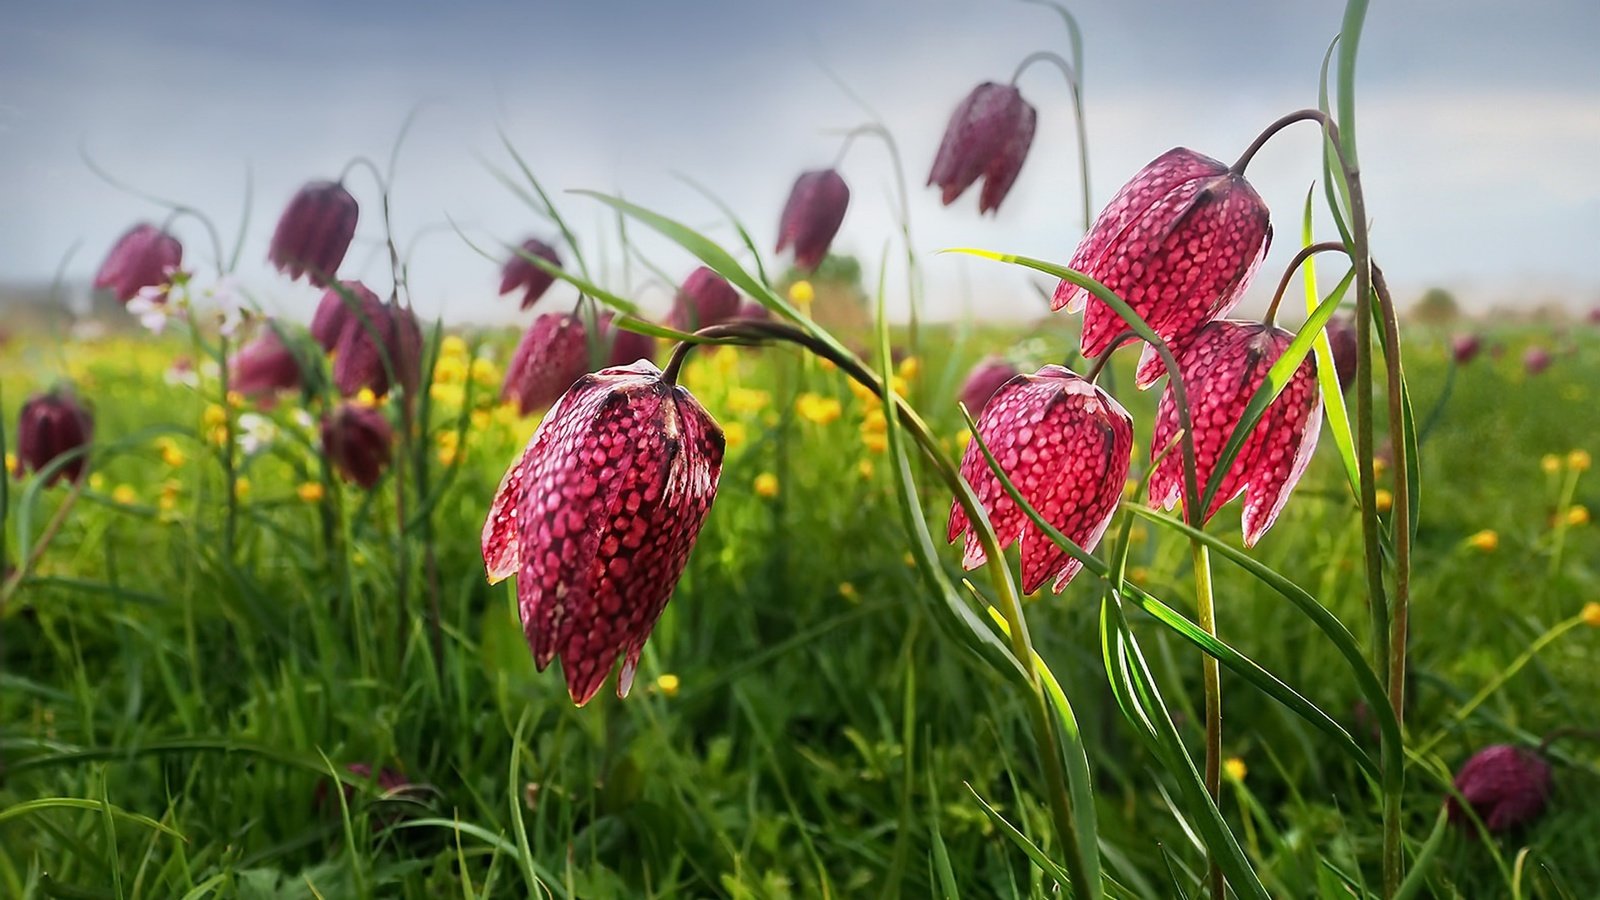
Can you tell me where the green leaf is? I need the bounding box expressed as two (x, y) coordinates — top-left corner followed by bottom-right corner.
(1302, 189), (1360, 495)
(0, 797), (184, 839)
(965, 783), (1074, 888)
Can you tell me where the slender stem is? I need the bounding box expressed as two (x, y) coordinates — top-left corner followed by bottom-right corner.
(1007, 50), (1092, 230)
(1372, 266), (1411, 735)
(0, 481), (84, 606)
(218, 333), (238, 558)
(1192, 542), (1223, 900)
(830, 123), (920, 354)
(1263, 241), (1350, 326)
(1231, 109), (1330, 175)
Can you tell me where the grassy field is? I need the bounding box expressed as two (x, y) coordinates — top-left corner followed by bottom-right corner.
(1, 316), (1596, 898)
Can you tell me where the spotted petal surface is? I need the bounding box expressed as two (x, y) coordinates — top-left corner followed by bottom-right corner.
(928, 82), (1036, 214)
(1148, 320), (1322, 546)
(482, 361), (725, 705)
(501, 313), (589, 415)
(1050, 148), (1271, 374)
(948, 365), (1132, 593)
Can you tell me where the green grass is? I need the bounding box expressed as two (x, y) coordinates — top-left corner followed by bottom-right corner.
(1, 322), (1597, 898)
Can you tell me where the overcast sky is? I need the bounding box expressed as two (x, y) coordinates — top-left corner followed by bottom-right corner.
(3, 0), (1597, 325)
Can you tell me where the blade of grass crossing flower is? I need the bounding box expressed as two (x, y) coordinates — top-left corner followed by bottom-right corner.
(1302, 190), (1360, 495)
(1317, 39), (1354, 247)
(673, 172), (771, 287)
(1198, 267), (1355, 514)
(500, 132), (593, 281)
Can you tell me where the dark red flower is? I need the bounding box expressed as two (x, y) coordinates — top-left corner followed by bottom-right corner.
(481, 360), (725, 705)
(502, 313), (588, 415)
(268, 180), (358, 286)
(599, 313), (657, 367)
(958, 356), (1019, 416)
(310, 281), (382, 352)
(948, 365), (1132, 593)
(1452, 333), (1482, 365)
(927, 82), (1037, 214)
(1051, 148), (1271, 386)
(1523, 345), (1551, 375)
(1326, 315), (1359, 392)
(1148, 320), (1322, 546)
(94, 223), (182, 303)
(1447, 745), (1551, 833)
(321, 403), (393, 489)
(736, 300), (771, 321)
(499, 238), (563, 310)
(14, 390), (94, 486)
(775, 169), (849, 272)
(331, 300), (423, 399)
(668, 266), (741, 331)
(229, 323), (303, 400)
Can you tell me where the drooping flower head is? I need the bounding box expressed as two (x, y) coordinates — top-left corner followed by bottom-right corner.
(1326, 315), (1359, 392)
(14, 390), (94, 486)
(499, 238), (563, 310)
(331, 298), (423, 399)
(502, 312), (589, 415)
(948, 365), (1133, 593)
(482, 360), (725, 704)
(94, 223), (183, 303)
(230, 322), (304, 401)
(775, 169), (849, 272)
(1447, 744), (1552, 833)
(310, 281), (381, 352)
(599, 313), (657, 367)
(1149, 320), (1322, 546)
(321, 403), (393, 489)
(1451, 333), (1482, 365)
(668, 266), (741, 331)
(1523, 345), (1552, 375)
(927, 82), (1037, 214)
(957, 356), (1019, 416)
(268, 180), (359, 286)
(1052, 148), (1271, 386)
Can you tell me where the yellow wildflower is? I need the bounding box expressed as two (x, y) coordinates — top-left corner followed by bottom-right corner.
(111, 484), (138, 505)
(655, 674), (680, 697)
(956, 429), (972, 450)
(156, 437), (186, 467)
(471, 357), (500, 386)
(158, 480), (181, 513)
(838, 582), (858, 602)
(494, 402), (522, 427)
(429, 382), (465, 407)
(753, 472), (779, 498)
(202, 404), (228, 429)
(1466, 529), (1498, 552)
(4, 452), (16, 473)
(471, 409), (493, 431)
(1567, 505), (1590, 527)
(847, 378), (879, 406)
(234, 477), (251, 499)
(354, 387), (379, 408)
(795, 393), (842, 426)
(1224, 758), (1247, 782)
(1583, 603), (1600, 628)
(1374, 489), (1393, 513)
(433, 354), (469, 385)
(723, 421), (747, 450)
(297, 482), (325, 503)
(225, 390), (246, 408)
(862, 432), (889, 454)
(857, 459), (874, 479)
(89, 473), (106, 490)
(712, 345), (739, 377)
(787, 280), (815, 307)
(1569, 449), (1592, 472)
(727, 387), (770, 414)
(1541, 454), (1562, 475)
(439, 334), (469, 359)
(861, 408), (887, 434)
(896, 356), (920, 381)
(1372, 457), (1387, 478)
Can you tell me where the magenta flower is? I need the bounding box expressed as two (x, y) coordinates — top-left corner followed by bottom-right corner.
(1051, 148), (1271, 385)
(1326, 315), (1359, 392)
(1523, 345), (1551, 375)
(775, 169), (849, 272)
(1148, 321), (1322, 546)
(599, 313), (657, 367)
(957, 356), (1019, 416)
(309, 281), (381, 352)
(669, 266), (741, 331)
(331, 300), (423, 399)
(499, 238), (563, 310)
(737, 300), (771, 321)
(1452, 333), (1482, 365)
(481, 360), (725, 705)
(321, 403), (393, 488)
(14, 390), (94, 486)
(229, 323), (303, 400)
(94, 223), (182, 303)
(502, 313), (588, 415)
(1447, 745), (1551, 833)
(268, 180), (358, 286)
(927, 82), (1037, 214)
(948, 365), (1132, 593)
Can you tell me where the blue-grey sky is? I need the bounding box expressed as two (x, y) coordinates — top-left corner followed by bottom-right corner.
(3, 0), (1598, 325)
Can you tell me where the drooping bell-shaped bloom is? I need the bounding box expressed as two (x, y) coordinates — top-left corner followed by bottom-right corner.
(599, 313), (656, 367)
(14, 390), (94, 486)
(1447, 745), (1551, 833)
(94, 223), (183, 303)
(668, 266), (741, 331)
(1052, 148), (1271, 385)
(229, 323), (303, 400)
(481, 359), (725, 705)
(1326, 315), (1359, 392)
(948, 365), (1132, 593)
(321, 403), (393, 488)
(310, 281), (382, 351)
(502, 313), (588, 415)
(1452, 333), (1482, 365)
(268, 180), (358, 286)
(499, 238), (563, 310)
(1148, 320), (1322, 546)
(927, 82), (1037, 214)
(332, 299), (423, 399)
(775, 169), (849, 271)
(1523, 345), (1552, 375)
(957, 356), (1019, 416)
(736, 300), (771, 321)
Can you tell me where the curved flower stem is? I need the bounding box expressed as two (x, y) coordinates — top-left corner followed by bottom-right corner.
(1009, 50), (1092, 231)
(830, 123), (921, 355)
(0, 480), (84, 607)
(1263, 241), (1350, 327)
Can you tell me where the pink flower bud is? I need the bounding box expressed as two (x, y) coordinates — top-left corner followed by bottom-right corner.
(775, 169), (849, 272)
(499, 239), (563, 310)
(1447, 745), (1551, 833)
(502, 313), (588, 415)
(668, 267), (741, 331)
(928, 82), (1037, 214)
(94, 223), (182, 304)
(14, 390), (94, 486)
(1451, 333), (1482, 365)
(320, 403), (393, 489)
(1523, 345), (1552, 375)
(268, 180), (358, 286)
(957, 356), (1019, 416)
(482, 360), (725, 704)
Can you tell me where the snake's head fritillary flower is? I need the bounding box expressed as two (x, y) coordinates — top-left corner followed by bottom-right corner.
(1051, 148), (1271, 385)
(598, 313), (657, 367)
(776, 169), (849, 272)
(1452, 333), (1482, 365)
(736, 300), (771, 321)
(481, 360), (725, 705)
(15, 389), (94, 486)
(229, 323), (303, 401)
(268, 180), (358, 286)
(94, 223), (183, 304)
(957, 356), (1019, 416)
(1149, 320), (1322, 546)
(331, 298), (423, 399)
(502, 312), (588, 415)
(668, 266), (741, 331)
(499, 238), (563, 310)
(927, 82), (1037, 214)
(1523, 345), (1552, 375)
(321, 403), (393, 489)
(310, 281), (380, 352)
(1326, 315), (1359, 392)
(1447, 745), (1551, 833)
(948, 365), (1133, 593)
